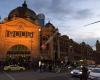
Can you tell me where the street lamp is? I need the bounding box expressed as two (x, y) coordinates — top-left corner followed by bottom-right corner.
(68, 45), (73, 63)
(57, 33), (60, 59)
(29, 35), (33, 61)
(39, 28), (41, 32)
(38, 28), (42, 60)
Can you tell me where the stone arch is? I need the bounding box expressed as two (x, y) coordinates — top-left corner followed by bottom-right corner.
(6, 44), (31, 62)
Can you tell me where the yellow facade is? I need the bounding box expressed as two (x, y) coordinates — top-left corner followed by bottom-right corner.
(0, 1), (94, 63)
(0, 18), (41, 60)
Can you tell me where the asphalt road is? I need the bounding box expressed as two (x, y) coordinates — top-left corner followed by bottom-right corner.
(0, 71), (80, 80)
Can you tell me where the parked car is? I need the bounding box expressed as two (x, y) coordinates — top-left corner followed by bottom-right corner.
(70, 67), (82, 77)
(93, 77), (100, 80)
(4, 65), (25, 71)
(89, 68), (100, 80)
(87, 65), (96, 71)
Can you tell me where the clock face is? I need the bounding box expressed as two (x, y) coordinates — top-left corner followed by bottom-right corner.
(16, 22), (25, 30)
(17, 24), (24, 30)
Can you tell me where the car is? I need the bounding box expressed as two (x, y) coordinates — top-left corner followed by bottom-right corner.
(67, 65), (73, 70)
(4, 65), (25, 71)
(70, 67), (82, 77)
(93, 77), (100, 80)
(89, 68), (100, 80)
(87, 65), (96, 71)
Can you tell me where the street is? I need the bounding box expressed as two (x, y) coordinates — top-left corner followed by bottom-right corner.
(0, 70), (80, 80)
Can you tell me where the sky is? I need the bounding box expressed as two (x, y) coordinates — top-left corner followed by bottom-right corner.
(1, 0), (100, 49)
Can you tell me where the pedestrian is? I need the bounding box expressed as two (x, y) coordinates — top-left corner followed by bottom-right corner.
(38, 60), (42, 72)
(48, 64), (52, 72)
(80, 66), (88, 80)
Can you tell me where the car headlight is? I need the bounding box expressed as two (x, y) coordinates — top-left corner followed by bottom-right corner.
(68, 66), (71, 69)
(88, 70), (91, 72)
(71, 71), (74, 74)
(79, 72), (82, 74)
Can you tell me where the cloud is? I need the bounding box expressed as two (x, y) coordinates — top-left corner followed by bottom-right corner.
(28, 0), (52, 12)
(73, 9), (93, 19)
(27, 0), (94, 22)
(37, 0), (94, 21)
(0, 0), (100, 47)
(50, 0), (73, 14)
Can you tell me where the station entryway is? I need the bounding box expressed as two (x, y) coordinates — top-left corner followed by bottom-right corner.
(6, 45), (31, 64)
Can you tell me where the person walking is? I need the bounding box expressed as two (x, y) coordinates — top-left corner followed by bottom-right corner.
(80, 66), (88, 80)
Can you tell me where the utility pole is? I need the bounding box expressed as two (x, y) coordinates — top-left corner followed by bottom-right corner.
(57, 34), (60, 59)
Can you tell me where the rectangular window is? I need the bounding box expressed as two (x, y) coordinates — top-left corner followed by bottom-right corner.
(16, 31), (19, 36)
(26, 32), (28, 37)
(22, 32), (25, 36)
(13, 31), (16, 37)
(19, 31), (21, 37)
(30, 32), (33, 38)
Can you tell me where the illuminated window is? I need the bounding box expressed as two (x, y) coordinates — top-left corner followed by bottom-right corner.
(30, 32), (33, 38)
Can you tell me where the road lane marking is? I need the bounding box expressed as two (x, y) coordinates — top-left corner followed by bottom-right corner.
(3, 72), (15, 80)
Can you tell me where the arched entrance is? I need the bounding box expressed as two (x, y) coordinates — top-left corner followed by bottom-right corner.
(6, 45), (31, 65)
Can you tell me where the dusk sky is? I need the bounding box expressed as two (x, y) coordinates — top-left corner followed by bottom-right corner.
(1, 0), (100, 49)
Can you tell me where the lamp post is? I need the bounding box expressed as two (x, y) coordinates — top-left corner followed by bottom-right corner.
(30, 35), (33, 61)
(38, 28), (42, 60)
(68, 45), (73, 63)
(57, 33), (60, 59)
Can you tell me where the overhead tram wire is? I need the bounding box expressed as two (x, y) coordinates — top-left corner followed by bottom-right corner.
(41, 29), (58, 49)
(45, 30), (58, 45)
(84, 21), (100, 27)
